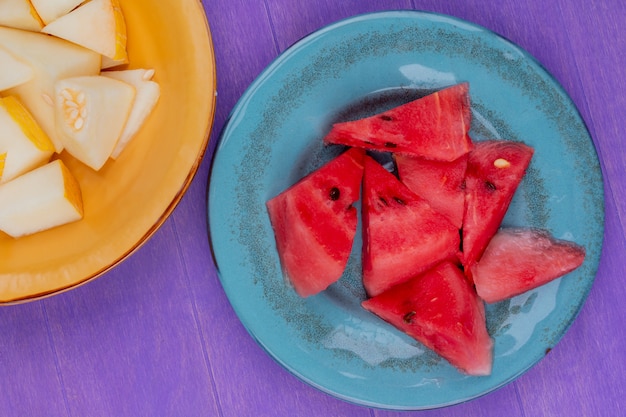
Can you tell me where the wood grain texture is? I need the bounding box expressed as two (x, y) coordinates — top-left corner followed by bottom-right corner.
(43, 221), (220, 417)
(0, 0), (623, 416)
(0, 303), (67, 416)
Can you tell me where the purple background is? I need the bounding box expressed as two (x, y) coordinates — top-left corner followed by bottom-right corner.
(1, 1), (624, 416)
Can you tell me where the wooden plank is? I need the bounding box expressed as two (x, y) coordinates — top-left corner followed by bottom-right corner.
(266, 0), (413, 51)
(0, 303), (68, 416)
(42, 221), (220, 417)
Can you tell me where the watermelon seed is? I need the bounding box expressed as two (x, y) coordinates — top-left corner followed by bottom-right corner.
(403, 311), (416, 324)
(393, 196), (406, 205)
(494, 158), (511, 169)
(384, 142), (397, 148)
(329, 187), (340, 201)
(485, 181), (497, 192)
(379, 197), (389, 206)
(379, 114), (393, 121)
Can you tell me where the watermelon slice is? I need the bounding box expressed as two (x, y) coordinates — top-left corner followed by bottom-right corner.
(471, 228), (586, 303)
(362, 261), (493, 376)
(462, 140), (534, 275)
(266, 147), (365, 297)
(323, 83), (472, 161)
(361, 156), (460, 297)
(395, 153), (469, 229)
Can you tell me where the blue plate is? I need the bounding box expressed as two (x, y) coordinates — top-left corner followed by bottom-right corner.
(208, 11), (604, 410)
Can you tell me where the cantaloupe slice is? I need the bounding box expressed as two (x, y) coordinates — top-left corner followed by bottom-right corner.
(103, 69), (160, 158)
(0, 0), (44, 32)
(0, 46), (34, 91)
(0, 159), (83, 238)
(30, 0), (85, 25)
(41, 0), (128, 61)
(0, 96), (54, 184)
(0, 26), (101, 153)
(54, 75), (135, 170)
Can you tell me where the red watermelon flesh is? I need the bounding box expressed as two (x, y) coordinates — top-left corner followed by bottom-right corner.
(471, 228), (586, 303)
(362, 261), (493, 376)
(323, 83), (472, 161)
(395, 153), (469, 229)
(362, 156), (460, 297)
(266, 147), (365, 297)
(462, 140), (534, 276)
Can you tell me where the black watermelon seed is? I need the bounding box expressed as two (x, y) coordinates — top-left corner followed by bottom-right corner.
(485, 181), (497, 192)
(403, 311), (416, 324)
(329, 187), (340, 201)
(380, 114), (393, 121)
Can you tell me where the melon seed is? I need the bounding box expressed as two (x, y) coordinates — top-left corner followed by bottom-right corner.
(379, 114), (393, 121)
(485, 181), (497, 192)
(329, 187), (340, 201)
(403, 311), (416, 324)
(494, 158), (511, 168)
(60, 87), (87, 132)
(41, 93), (54, 106)
(393, 196), (406, 205)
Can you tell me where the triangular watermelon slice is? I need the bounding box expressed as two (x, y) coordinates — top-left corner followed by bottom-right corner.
(361, 156), (460, 297)
(395, 153), (469, 229)
(266, 147), (365, 297)
(362, 261), (493, 376)
(323, 83), (473, 161)
(462, 140), (534, 275)
(471, 228), (586, 303)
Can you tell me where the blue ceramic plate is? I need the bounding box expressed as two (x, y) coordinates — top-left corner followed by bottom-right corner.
(208, 11), (604, 410)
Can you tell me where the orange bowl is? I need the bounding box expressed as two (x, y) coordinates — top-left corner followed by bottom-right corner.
(0, 0), (216, 303)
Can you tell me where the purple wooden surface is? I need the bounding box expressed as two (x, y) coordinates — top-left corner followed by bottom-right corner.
(1, 0), (624, 416)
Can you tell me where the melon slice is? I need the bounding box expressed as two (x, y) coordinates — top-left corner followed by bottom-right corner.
(0, 0), (44, 32)
(395, 153), (469, 229)
(324, 83), (473, 161)
(266, 148), (365, 297)
(462, 140), (534, 276)
(0, 159), (83, 238)
(471, 228), (586, 303)
(30, 0), (85, 24)
(0, 96), (54, 184)
(0, 153), (6, 180)
(0, 26), (101, 152)
(54, 75), (136, 170)
(100, 54), (129, 70)
(361, 156), (460, 297)
(0, 46), (34, 91)
(41, 0), (128, 62)
(362, 261), (493, 376)
(102, 69), (161, 159)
